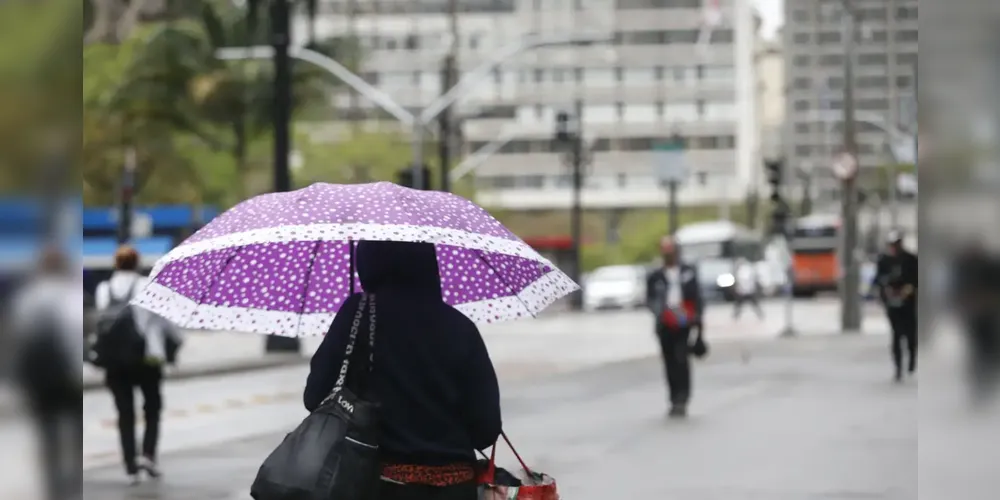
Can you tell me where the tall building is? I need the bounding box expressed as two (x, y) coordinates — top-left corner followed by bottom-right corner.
(783, 0), (918, 201)
(299, 0), (761, 211)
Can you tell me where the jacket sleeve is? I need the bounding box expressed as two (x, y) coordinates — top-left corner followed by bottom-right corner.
(303, 293), (360, 412)
(459, 324), (502, 451)
(645, 271), (663, 316)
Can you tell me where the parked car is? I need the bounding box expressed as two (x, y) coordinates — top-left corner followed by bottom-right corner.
(583, 265), (647, 311)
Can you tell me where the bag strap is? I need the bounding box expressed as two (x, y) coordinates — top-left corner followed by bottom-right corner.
(484, 431), (533, 478)
(330, 293), (376, 396)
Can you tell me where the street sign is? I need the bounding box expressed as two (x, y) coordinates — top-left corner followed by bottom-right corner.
(653, 140), (689, 184)
(831, 152), (858, 181)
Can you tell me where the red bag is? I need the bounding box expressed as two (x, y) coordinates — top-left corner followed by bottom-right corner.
(660, 299), (698, 330)
(477, 432), (559, 500)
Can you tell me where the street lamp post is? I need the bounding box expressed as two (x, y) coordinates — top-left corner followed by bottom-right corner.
(839, 0), (862, 333)
(217, 33), (611, 189)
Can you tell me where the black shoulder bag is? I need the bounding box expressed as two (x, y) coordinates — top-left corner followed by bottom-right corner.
(251, 293), (381, 500)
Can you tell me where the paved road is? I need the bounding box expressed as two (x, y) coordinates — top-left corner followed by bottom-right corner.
(70, 334), (917, 500)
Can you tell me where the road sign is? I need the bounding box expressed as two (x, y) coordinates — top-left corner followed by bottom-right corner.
(653, 140), (689, 184)
(831, 152), (858, 181)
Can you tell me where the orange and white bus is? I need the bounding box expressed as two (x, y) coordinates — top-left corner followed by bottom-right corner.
(789, 214), (840, 297)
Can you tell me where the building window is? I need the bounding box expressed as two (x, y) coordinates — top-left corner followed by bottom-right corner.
(897, 53), (917, 65)
(534, 69), (544, 83)
(819, 54), (844, 66)
(574, 67), (583, 82)
(793, 100), (810, 111)
(858, 54), (888, 66)
(655, 101), (664, 118)
(469, 34), (482, 50)
(795, 145), (812, 156)
(654, 66), (665, 80)
(896, 6), (918, 19)
(896, 75), (913, 89)
(857, 98), (888, 111)
(795, 123), (810, 134)
(791, 9), (809, 22)
(857, 76), (888, 88)
(710, 29), (734, 44)
(792, 55), (811, 67)
(792, 33), (811, 44)
(858, 7), (886, 21)
(617, 173), (627, 188)
(793, 77), (812, 89)
(817, 32), (841, 44)
(405, 35), (419, 50)
(386, 38), (398, 50)
(412, 71), (421, 85)
(614, 102), (625, 120)
(552, 69), (565, 83)
(896, 30), (918, 43)
(534, 104), (544, 119)
(492, 67), (502, 84)
(614, 67), (623, 82)
(696, 171), (708, 186)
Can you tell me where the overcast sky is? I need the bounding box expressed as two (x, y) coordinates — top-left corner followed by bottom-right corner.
(755, 0), (783, 39)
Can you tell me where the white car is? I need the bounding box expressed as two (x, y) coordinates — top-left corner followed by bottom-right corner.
(583, 265), (647, 311)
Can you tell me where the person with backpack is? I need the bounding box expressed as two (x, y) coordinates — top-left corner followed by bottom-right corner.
(91, 245), (182, 485)
(8, 245), (84, 500)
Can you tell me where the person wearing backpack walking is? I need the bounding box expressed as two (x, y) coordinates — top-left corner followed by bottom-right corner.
(9, 246), (84, 500)
(91, 245), (182, 485)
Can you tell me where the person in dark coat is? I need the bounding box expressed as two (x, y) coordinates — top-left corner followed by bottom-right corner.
(949, 241), (1000, 403)
(645, 236), (705, 418)
(304, 240), (502, 500)
(872, 231), (919, 381)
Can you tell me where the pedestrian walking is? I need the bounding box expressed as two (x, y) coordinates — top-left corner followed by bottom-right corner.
(732, 257), (764, 320)
(949, 241), (1000, 404)
(91, 245), (182, 485)
(8, 246), (83, 500)
(645, 236), (706, 418)
(872, 231), (918, 381)
(303, 240), (502, 500)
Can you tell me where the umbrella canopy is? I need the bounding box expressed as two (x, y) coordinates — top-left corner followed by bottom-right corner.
(133, 182), (578, 336)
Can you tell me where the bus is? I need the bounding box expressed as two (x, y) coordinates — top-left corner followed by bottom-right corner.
(673, 221), (767, 301)
(789, 214), (840, 296)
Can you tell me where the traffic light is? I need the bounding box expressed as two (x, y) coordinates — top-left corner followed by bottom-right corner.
(396, 165), (432, 190)
(764, 159), (790, 236)
(554, 111), (573, 143)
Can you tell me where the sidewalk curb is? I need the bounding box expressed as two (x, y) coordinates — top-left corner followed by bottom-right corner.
(81, 355), (311, 393)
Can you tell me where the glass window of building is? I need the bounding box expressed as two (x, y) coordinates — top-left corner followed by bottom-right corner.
(534, 68), (544, 83)
(584, 68), (615, 87)
(614, 67), (624, 82)
(552, 68), (565, 84)
(574, 67), (583, 82)
(623, 104), (657, 123)
(615, 102), (625, 120)
(624, 68), (656, 85)
(792, 32), (810, 44)
(792, 55), (811, 67)
(896, 30), (918, 43)
(819, 54), (844, 66)
(710, 29), (734, 44)
(662, 102), (698, 121)
(793, 77), (812, 89)
(817, 32), (841, 44)
(405, 35), (419, 50)
(703, 101), (736, 120)
(896, 6), (918, 19)
(793, 100), (810, 111)
(584, 105), (617, 123)
(665, 29), (699, 44)
(654, 66), (665, 80)
(858, 54), (887, 66)
(702, 65), (734, 82)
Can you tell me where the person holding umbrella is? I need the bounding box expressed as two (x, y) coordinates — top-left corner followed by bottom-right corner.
(129, 182), (580, 500)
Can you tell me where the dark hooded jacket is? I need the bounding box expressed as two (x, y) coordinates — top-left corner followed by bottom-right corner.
(303, 240), (502, 465)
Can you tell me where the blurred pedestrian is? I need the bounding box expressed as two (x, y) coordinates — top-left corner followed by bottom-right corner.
(645, 236), (705, 418)
(950, 241), (1000, 403)
(732, 257), (764, 321)
(872, 231), (918, 382)
(303, 240), (501, 500)
(8, 245), (83, 500)
(91, 245), (182, 485)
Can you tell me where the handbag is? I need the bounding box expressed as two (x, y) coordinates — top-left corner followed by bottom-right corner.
(251, 293), (381, 500)
(477, 432), (559, 500)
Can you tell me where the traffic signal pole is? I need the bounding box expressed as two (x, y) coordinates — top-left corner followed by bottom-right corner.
(569, 99), (584, 311)
(766, 159), (795, 337)
(266, 0), (300, 354)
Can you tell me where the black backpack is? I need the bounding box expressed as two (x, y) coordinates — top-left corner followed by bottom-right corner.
(91, 279), (146, 369)
(15, 314), (79, 407)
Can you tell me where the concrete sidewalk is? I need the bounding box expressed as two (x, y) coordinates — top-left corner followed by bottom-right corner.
(80, 300), (890, 391)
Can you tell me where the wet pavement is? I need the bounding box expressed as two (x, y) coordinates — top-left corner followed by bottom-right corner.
(78, 334), (917, 500)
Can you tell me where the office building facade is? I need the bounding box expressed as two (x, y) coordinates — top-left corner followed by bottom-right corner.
(299, 0), (762, 210)
(783, 0), (918, 200)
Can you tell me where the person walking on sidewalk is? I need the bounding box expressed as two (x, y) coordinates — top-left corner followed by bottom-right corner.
(645, 236), (705, 418)
(304, 240), (502, 500)
(732, 257), (764, 321)
(91, 245), (182, 485)
(9, 246), (84, 500)
(872, 231), (918, 382)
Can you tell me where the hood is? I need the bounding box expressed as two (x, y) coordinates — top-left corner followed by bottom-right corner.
(355, 240), (442, 297)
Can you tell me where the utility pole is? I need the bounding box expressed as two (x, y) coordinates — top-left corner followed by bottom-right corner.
(438, 0), (459, 192)
(555, 100), (585, 311)
(569, 99), (584, 310)
(266, 0), (300, 353)
(117, 148), (137, 245)
(839, 0), (862, 333)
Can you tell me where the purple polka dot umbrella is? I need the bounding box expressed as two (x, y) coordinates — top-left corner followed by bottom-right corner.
(131, 182), (579, 337)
